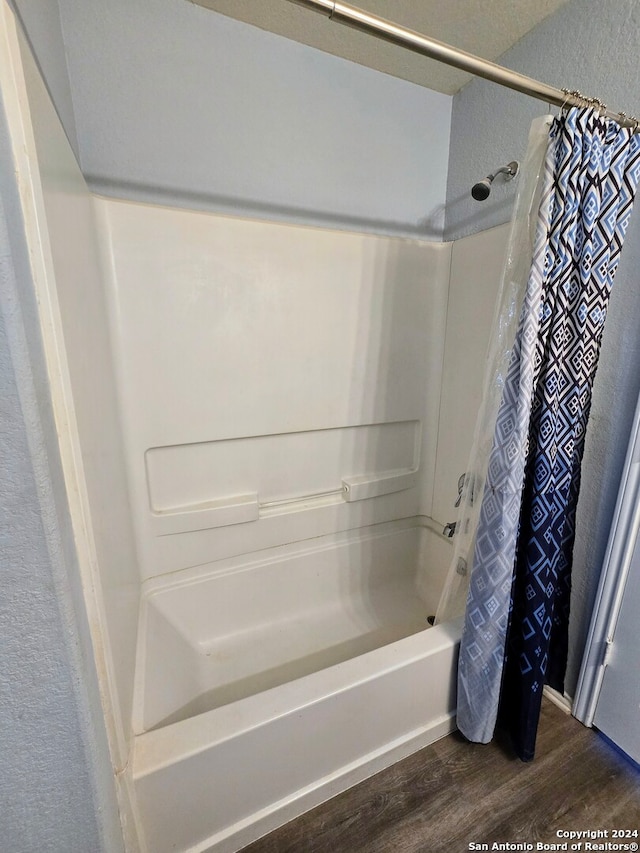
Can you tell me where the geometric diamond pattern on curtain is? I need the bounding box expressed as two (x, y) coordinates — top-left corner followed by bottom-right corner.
(457, 107), (640, 760)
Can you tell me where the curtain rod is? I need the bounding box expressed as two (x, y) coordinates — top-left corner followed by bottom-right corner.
(286, 0), (638, 130)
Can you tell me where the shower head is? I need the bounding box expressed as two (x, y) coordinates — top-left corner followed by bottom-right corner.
(471, 160), (519, 201)
(471, 178), (492, 201)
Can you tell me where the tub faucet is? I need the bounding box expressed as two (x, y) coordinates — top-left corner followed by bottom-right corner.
(442, 521), (457, 538)
(442, 473), (466, 537)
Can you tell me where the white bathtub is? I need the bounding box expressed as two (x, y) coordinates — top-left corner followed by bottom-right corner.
(131, 518), (460, 853)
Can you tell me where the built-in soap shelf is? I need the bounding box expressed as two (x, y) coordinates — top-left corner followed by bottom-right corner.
(151, 467), (418, 536)
(342, 469), (418, 502)
(150, 493), (260, 536)
(146, 421), (420, 537)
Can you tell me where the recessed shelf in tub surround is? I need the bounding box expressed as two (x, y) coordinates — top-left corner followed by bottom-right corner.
(146, 420), (420, 536)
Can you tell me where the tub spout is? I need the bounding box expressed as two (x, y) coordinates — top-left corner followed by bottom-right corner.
(442, 521), (457, 538)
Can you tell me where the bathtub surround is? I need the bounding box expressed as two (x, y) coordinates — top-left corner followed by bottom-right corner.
(93, 192), (464, 849)
(95, 197), (451, 583)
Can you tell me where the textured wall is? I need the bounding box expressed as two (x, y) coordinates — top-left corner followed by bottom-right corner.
(55, 0), (451, 238)
(445, 0), (640, 241)
(0, 94), (123, 852)
(445, 0), (640, 696)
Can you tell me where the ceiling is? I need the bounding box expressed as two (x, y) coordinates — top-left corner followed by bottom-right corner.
(191, 0), (571, 95)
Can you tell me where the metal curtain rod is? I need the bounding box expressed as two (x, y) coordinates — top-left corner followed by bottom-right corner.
(287, 0), (638, 130)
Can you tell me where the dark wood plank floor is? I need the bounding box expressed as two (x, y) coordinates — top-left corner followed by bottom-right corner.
(242, 700), (640, 853)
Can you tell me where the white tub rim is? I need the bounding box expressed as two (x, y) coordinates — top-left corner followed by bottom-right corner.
(132, 616), (461, 780)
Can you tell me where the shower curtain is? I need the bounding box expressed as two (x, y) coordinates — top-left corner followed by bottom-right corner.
(436, 115), (552, 628)
(441, 107), (640, 761)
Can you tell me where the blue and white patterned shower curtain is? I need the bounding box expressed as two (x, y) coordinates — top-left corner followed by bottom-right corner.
(457, 107), (640, 761)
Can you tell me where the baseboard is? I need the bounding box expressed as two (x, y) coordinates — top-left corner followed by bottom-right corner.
(543, 685), (573, 715)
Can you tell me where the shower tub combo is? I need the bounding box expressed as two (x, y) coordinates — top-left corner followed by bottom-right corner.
(96, 195), (485, 852)
(132, 519), (460, 853)
(5, 18), (507, 850)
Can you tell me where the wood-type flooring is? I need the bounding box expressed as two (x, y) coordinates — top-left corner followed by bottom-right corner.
(242, 700), (640, 853)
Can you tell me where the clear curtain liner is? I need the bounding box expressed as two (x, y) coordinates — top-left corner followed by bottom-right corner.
(435, 115), (552, 625)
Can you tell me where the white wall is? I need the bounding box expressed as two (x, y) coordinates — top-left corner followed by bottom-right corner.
(55, 0), (451, 239)
(96, 198), (452, 584)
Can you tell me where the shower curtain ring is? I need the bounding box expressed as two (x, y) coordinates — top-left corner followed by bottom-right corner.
(560, 88), (572, 112)
(623, 113), (640, 132)
(588, 96), (606, 116)
(561, 89), (587, 112)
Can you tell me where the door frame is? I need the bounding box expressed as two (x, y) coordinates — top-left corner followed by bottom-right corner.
(573, 389), (640, 725)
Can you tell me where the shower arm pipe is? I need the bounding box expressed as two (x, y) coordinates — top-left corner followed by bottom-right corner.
(286, 0), (637, 130)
